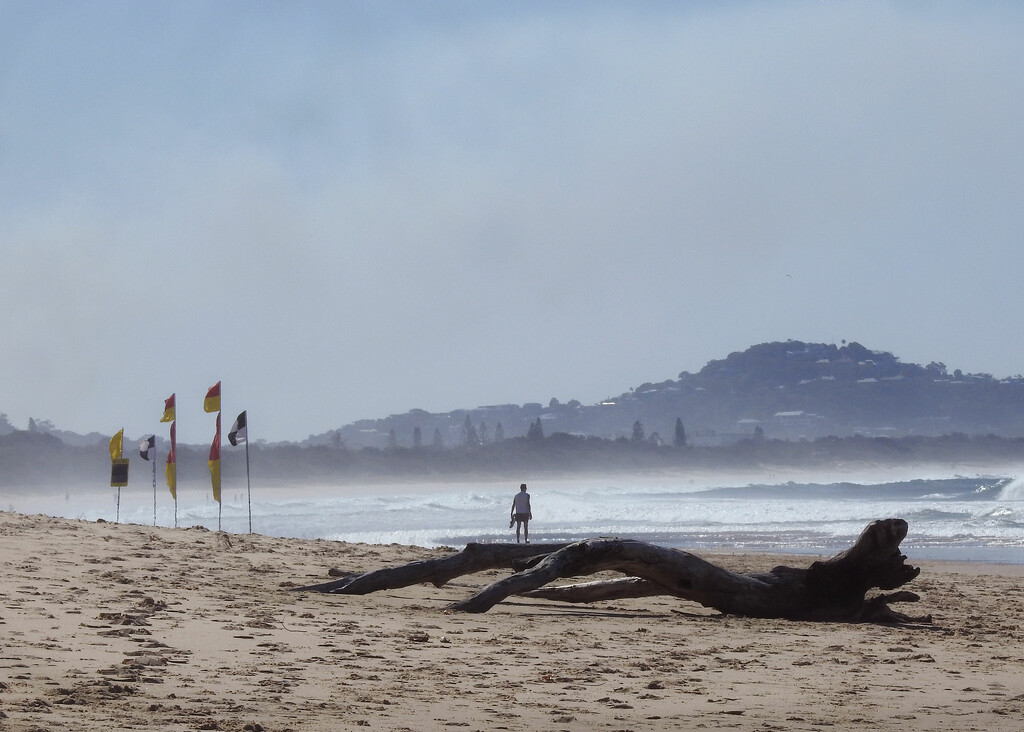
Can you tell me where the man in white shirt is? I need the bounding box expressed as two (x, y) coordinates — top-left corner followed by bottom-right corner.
(510, 483), (532, 544)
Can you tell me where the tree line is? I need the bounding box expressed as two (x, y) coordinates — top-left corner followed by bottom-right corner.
(3, 424), (1022, 491)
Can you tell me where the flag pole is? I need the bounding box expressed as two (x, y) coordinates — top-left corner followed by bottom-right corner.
(217, 413), (222, 533)
(219, 387), (222, 533)
(217, 397), (222, 533)
(113, 429), (123, 523)
(152, 445), (157, 526)
(162, 395), (178, 528)
(228, 409), (251, 534)
(215, 417), (219, 532)
(172, 428), (177, 526)
(245, 420), (252, 534)
(204, 382), (223, 532)
(172, 418), (177, 528)
(171, 407), (177, 528)
(173, 417), (177, 528)
(172, 419), (177, 528)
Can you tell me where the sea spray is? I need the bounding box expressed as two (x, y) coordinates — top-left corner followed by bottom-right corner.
(997, 476), (1024, 501)
(4, 474), (1021, 562)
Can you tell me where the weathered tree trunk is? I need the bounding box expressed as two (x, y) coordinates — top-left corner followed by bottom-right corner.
(295, 519), (930, 624)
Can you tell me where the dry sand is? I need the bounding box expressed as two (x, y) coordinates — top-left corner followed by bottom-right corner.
(1, 511), (1023, 731)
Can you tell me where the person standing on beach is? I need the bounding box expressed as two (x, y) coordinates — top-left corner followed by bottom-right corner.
(510, 483), (532, 543)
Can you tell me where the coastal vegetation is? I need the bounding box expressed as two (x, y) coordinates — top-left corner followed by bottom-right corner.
(2, 415), (1022, 490)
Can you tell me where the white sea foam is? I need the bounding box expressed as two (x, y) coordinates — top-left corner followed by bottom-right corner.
(4, 472), (1022, 562)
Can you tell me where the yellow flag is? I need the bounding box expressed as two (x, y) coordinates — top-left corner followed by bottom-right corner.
(108, 429), (123, 461)
(208, 458), (221, 503)
(165, 460), (176, 500)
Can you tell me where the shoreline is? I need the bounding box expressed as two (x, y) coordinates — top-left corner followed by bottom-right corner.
(2, 511), (1024, 731)
(6, 508), (1024, 568)
(3, 465), (1022, 565)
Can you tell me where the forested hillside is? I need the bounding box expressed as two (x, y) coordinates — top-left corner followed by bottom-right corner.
(318, 341), (1024, 450)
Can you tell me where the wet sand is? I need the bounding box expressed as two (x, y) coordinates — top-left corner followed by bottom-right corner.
(2, 510), (1023, 731)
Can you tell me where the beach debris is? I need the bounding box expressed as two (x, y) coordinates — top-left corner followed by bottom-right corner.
(293, 519), (932, 625)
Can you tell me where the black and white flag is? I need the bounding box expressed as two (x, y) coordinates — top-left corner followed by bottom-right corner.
(228, 411), (247, 446)
(139, 435), (156, 461)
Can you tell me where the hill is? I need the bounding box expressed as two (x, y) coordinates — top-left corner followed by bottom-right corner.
(315, 340), (1024, 450)
(4, 340), (1024, 489)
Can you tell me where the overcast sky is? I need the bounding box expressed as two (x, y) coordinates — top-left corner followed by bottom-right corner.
(2, 1), (1023, 443)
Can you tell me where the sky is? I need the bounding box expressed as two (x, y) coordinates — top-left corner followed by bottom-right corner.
(2, 1), (1024, 444)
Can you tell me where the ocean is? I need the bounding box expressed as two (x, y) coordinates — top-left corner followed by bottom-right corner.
(7, 471), (1023, 564)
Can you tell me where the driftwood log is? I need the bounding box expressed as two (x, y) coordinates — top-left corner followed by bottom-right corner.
(294, 518), (931, 624)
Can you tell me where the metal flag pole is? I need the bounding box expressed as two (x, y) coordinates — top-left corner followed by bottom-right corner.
(204, 382), (223, 533)
(218, 388), (222, 533)
(152, 445), (157, 526)
(161, 395), (178, 529)
(217, 408), (222, 533)
(245, 417), (252, 534)
(116, 439), (121, 523)
(173, 418), (177, 528)
(217, 412), (222, 533)
(172, 419), (177, 528)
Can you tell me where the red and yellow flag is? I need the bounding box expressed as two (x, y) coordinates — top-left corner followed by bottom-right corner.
(204, 381), (221, 413)
(208, 413), (221, 503)
(161, 393), (176, 423)
(165, 420), (177, 500)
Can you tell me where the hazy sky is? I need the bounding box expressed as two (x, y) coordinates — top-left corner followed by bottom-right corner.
(3, 1), (1023, 443)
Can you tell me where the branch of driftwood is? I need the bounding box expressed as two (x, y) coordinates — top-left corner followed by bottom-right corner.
(293, 518), (931, 624)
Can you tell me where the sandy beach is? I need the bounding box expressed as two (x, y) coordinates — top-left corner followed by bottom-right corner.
(2, 511), (1023, 731)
